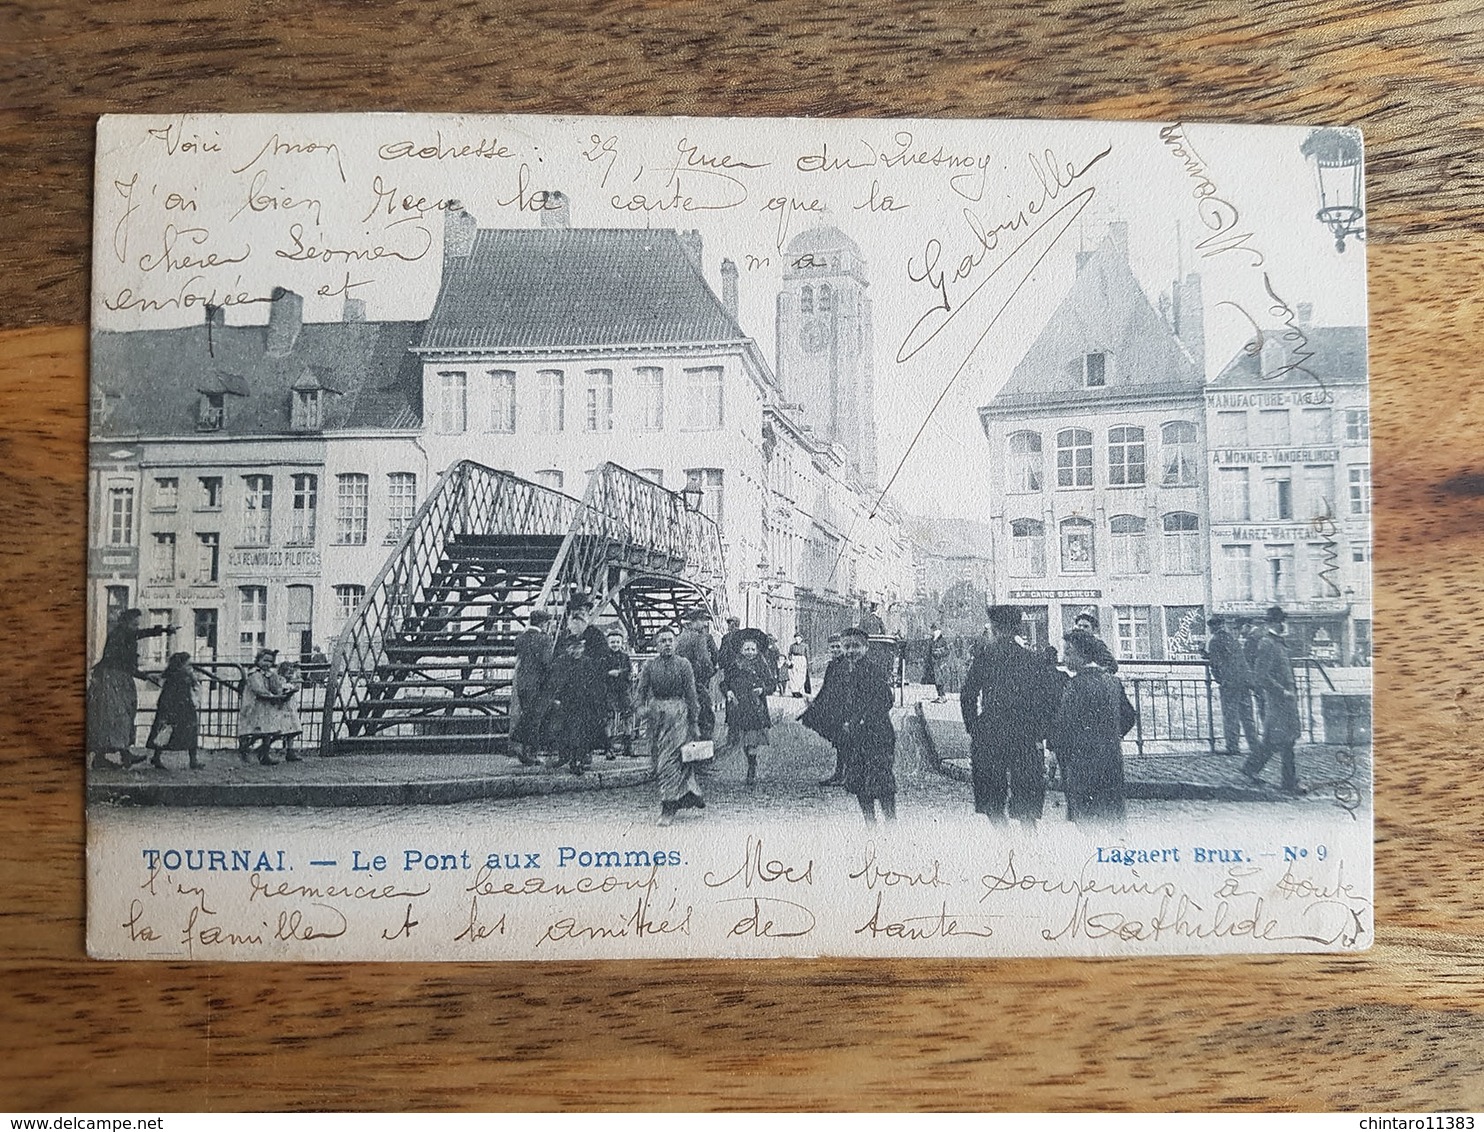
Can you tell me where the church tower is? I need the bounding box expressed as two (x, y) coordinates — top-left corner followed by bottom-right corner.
(775, 226), (878, 486)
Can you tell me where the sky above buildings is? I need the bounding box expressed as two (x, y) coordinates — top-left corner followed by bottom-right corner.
(94, 114), (1368, 519)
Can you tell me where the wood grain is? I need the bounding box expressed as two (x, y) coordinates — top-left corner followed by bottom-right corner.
(2, 0), (1482, 1112)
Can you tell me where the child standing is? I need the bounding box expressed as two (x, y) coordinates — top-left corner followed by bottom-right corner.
(721, 636), (773, 787)
(268, 660), (305, 762)
(146, 651), (201, 770)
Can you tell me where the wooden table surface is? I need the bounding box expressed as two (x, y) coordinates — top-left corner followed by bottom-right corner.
(4, 0), (1483, 1112)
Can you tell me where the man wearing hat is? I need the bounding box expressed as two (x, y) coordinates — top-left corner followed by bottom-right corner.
(1242, 606), (1304, 793)
(1204, 614), (1259, 758)
(509, 608), (555, 764)
(677, 608), (720, 740)
(960, 605), (1054, 827)
(1072, 609), (1117, 673)
(545, 596), (614, 774)
(833, 626), (898, 823)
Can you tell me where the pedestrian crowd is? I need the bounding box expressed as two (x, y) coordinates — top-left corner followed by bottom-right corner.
(1204, 607), (1307, 796)
(86, 609), (310, 773)
(86, 595), (1312, 823)
(956, 605), (1138, 828)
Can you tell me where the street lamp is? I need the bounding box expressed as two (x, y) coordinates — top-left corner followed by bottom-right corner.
(680, 482), (703, 512)
(1300, 127), (1365, 252)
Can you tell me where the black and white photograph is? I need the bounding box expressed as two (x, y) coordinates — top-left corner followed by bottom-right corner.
(85, 112), (1372, 959)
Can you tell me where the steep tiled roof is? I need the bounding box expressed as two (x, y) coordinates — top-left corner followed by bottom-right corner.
(421, 228), (746, 350)
(1208, 325), (1367, 389)
(984, 231), (1203, 412)
(90, 316), (424, 438)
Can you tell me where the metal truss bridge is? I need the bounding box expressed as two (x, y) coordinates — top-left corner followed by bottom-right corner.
(319, 460), (728, 756)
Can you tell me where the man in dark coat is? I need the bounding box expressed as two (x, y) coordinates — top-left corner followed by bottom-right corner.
(859, 602), (886, 636)
(509, 608), (554, 764)
(1047, 629), (1136, 823)
(1242, 606), (1305, 793)
(716, 615), (744, 667)
(677, 608), (719, 740)
(1072, 608), (1118, 673)
(960, 604), (1051, 827)
(544, 597), (612, 774)
(834, 627), (897, 823)
(1204, 614), (1260, 758)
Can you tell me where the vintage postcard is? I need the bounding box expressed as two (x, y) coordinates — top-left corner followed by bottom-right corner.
(86, 113), (1372, 959)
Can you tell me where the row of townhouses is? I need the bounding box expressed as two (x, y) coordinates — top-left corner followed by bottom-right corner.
(978, 223), (1371, 665)
(89, 209), (915, 666)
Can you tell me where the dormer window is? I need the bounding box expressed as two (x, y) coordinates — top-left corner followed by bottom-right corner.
(1081, 352), (1107, 388)
(198, 393), (225, 431)
(290, 367), (338, 431)
(292, 388), (322, 430)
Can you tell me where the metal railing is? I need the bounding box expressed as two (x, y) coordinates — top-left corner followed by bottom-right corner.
(321, 461), (580, 753)
(319, 460), (731, 755)
(1114, 657), (1369, 754)
(536, 462), (727, 617)
(133, 661), (330, 749)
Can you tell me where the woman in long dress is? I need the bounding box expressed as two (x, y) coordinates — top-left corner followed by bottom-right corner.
(1046, 629), (1135, 824)
(145, 651), (201, 770)
(638, 627), (701, 827)
(88, 608), (174, 770)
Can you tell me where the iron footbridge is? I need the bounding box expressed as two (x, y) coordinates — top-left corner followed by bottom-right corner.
(319, 461), (728, 756)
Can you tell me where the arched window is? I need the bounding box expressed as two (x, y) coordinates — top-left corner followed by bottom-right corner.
(1009, 518), (1046, 577)
(1007, 431), (1043, 493)
(1056, 428), (1093, 488)
(1163, 512), (1201, 574)
(800, 285), (814, 314)
(1108, 425), (1146, 486)
(1060, 517), (1094, 573)
(818, 283), (833, 313)
(1108, 514), (1149, 574)
(1161, 421), (1198, 486)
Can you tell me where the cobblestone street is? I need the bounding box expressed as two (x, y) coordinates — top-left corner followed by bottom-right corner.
(99, 690), (1371, 836)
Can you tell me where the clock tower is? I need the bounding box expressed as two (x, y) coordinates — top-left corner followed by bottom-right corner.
(776, 225), (878, 486)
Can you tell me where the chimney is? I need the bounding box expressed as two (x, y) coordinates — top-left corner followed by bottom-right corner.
(444, 204), (476, 259)
(720, 258), (739, 320)
(539, 190), (570, 229)
(678, 229), (703, 271)
(1175, 272), (1205, 375)
(343, 297), (366, 323)
(1107, 221), (1129, 260)
(1296, 302), (1314, 328)
(265, 287), (303, 358)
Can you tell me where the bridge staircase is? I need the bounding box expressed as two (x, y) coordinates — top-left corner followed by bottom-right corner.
(321, 461), (727, 757)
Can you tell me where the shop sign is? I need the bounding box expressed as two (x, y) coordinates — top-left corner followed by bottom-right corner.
(1008, 588), (1101, 600)
(1206, 389), (1335, 409)
(225, 548), (322, 573)
(1210, 447), (1340, 465)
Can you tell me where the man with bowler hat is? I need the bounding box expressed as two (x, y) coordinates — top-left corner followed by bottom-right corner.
(1242, 606), (1305, 793)
(960, 604), (1050, 827)
(1205, 614), (1260, 758)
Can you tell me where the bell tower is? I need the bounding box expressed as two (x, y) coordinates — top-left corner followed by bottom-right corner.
(775, 226), (878, 486)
